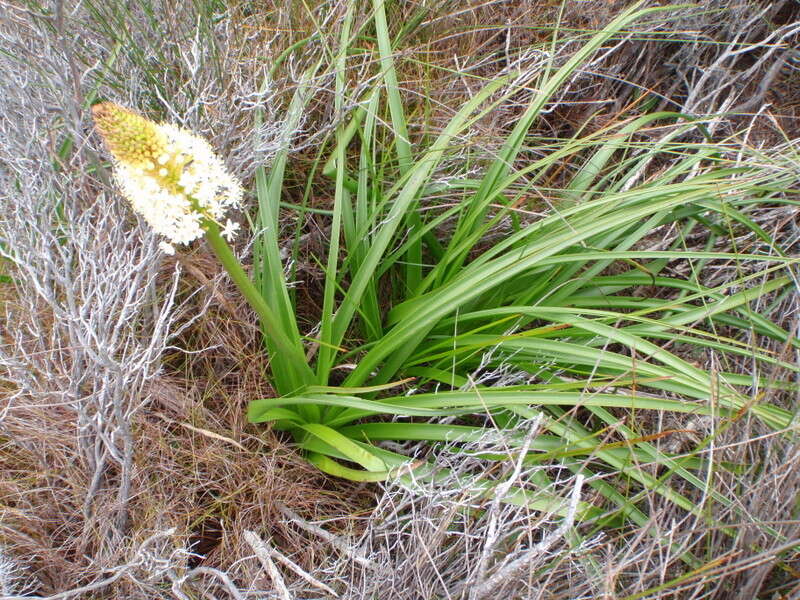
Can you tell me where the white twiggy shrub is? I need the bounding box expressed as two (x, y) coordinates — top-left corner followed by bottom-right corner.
(0, 547), (29, 597)
(0, 60), (204, 549)
(284, 419), (599, 600)
(0, 169), (195, 536)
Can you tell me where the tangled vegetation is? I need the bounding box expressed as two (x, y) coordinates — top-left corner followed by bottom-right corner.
(1, 1), (799, 598)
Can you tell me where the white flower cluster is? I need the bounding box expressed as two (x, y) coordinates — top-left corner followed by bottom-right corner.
(114, 124), (243, 253)
(92, 103), (243, 254)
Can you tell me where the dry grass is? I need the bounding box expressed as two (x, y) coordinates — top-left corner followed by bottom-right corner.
(1, 0), (799, 598)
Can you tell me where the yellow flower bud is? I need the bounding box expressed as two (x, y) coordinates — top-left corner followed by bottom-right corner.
(91, 102), (166, 170)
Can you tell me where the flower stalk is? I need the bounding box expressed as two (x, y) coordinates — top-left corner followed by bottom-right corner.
(203, 220), (312, 381)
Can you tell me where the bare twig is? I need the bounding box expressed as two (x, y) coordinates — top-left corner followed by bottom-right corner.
(472, 475), (585, 600)
(243, 531), (292, 600)
(0, 530), (177, 600)
(275, 502), (379, 571)
(170, 567), (246, 600)
(244, 530), (339, 598)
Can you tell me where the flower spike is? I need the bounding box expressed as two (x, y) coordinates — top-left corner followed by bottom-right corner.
(92, 102), (243, 253)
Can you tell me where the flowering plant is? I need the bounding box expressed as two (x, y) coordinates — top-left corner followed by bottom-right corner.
(92, 102), (313, 383)
(79, 0), (800, 572)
